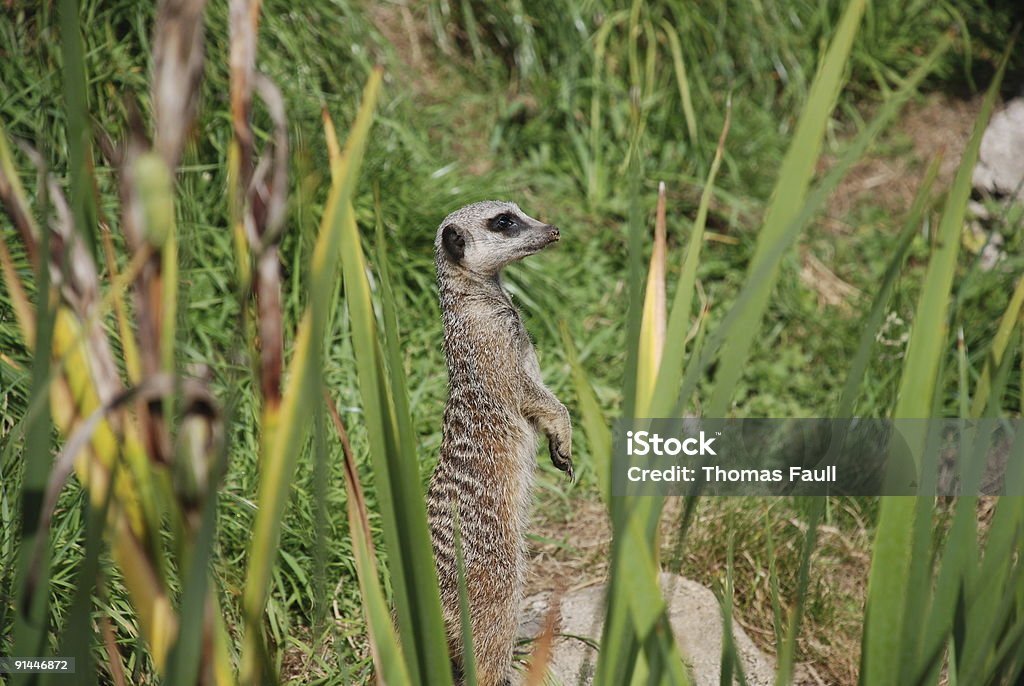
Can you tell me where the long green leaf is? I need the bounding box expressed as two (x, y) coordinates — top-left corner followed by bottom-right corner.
(339, 182), (452, 683)
(239, 68), (382, 685)
(862, 496), (918, 686)
(562, 325), (612, 503)
(675, 12), (946, 420)
(893, 40), (1014, 423)
(969, 277), (1024, 417)
(774, 497), (822, 686)
(649, 100), (730, 418)
(325, 390), (411, 686)
(340, 201), (453, 684)
(57, 0), (97, 259)
(836, 151), (943, 418)
(705, 0), (867, 416)
(9, 124), (55, 686)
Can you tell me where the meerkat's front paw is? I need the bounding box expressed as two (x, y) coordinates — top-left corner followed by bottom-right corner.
(549, 438), (575, 483)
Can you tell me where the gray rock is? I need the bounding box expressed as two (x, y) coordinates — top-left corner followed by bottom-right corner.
(973, 98), (1024, 201)
(519, 573), (776, 686)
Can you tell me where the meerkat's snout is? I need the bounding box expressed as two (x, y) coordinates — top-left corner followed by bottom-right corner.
(529, 222), (560, 253)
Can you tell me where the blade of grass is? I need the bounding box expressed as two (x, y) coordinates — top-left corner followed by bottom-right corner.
(58, 0), (97, 258)
(863, 495), (926, 686)
(673, 35), (950, 418)
(705, 0), (867, 417)
(662, 20), (698, 147)
(338, 199), (453, 683)
(51, 460), (117, 686)
(635, 181), (668, 416)
(0, 233), (35, 347)
(166, 387), (229, 686)
(719, 540), (736, 686)
(324, 390), (411, 686)
(969, 276), (1024, 417)
(0, 122), (41, 267)
(562, 324), (612, 502)
(98, 222), (141, 382)
(239, 68), (382, 685)
(373, 188), (417, 473)
(893, 36), (1015, 424)
(10, 137), (55, 686)
(649, 100), (730, 418)
(836, 150), (942, 417)
(774, 497), (822, 686)
(337, 121), (453, 683)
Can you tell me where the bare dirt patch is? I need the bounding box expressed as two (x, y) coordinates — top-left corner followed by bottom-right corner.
(368, 3), (496, 176)
(527, 496), (612, 596)
(805, 92), (983, 311)
(825, 92), (983, 230)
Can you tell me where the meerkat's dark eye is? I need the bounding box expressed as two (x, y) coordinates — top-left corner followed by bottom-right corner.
(488, 213), (518, 232)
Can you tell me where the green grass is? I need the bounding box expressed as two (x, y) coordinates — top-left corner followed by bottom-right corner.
(1, 0), (1023, 683)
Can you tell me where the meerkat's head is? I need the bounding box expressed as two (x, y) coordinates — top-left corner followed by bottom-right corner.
(435, 200), (559, 278)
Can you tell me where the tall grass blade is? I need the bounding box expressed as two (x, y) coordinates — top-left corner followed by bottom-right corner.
(336, 87), (453, 680)
(10, 144), (55, 686)
(969, 276), (1024, 417)
(57, 0), (96, 258)
(340, 197), (453, 684)
(373, 192), (416, 470)
(706, 0), (867, 417)
(52, 462), (116, 686)
(836, 151), (942, 418)
(621, 154), (647, 422)
(893, 38), (1015, 424)
(0, 231), (35, 347)
(662, 20), (698, 147)
(165, 455), (222, 686)
(774, 497), (822, 686)
(862, 496), (918, 686)
(636, 181), (668, 416)
(324, 391), (411, 686)
(673, 36), (949, 418)
(719, 541), (736, 686)
(239, 68), (382, 684)
(562, 325), (612, 501)
(650, 101), (730, 418)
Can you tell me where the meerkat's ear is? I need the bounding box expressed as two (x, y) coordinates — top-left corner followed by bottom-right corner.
(441, 224), (466, 262)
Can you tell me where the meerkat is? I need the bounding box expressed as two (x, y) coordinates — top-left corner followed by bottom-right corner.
(427, 200), (574, 686)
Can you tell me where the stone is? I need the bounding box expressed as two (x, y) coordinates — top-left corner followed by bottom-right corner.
(519, 572), (776, 685)
(973, 98), (1024, 201)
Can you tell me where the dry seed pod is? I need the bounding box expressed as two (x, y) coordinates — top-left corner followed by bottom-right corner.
(132, 152), (175, 248)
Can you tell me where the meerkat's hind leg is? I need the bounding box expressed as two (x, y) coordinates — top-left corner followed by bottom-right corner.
(466, 571), (520, 686)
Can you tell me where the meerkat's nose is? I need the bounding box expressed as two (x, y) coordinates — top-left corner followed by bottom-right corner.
(546, 225), (560, 241)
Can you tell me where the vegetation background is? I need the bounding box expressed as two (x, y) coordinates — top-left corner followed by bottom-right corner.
(1, 0), (1023, 684)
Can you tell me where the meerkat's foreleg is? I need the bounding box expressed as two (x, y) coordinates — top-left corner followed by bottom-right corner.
(522, 380), (574, 481)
